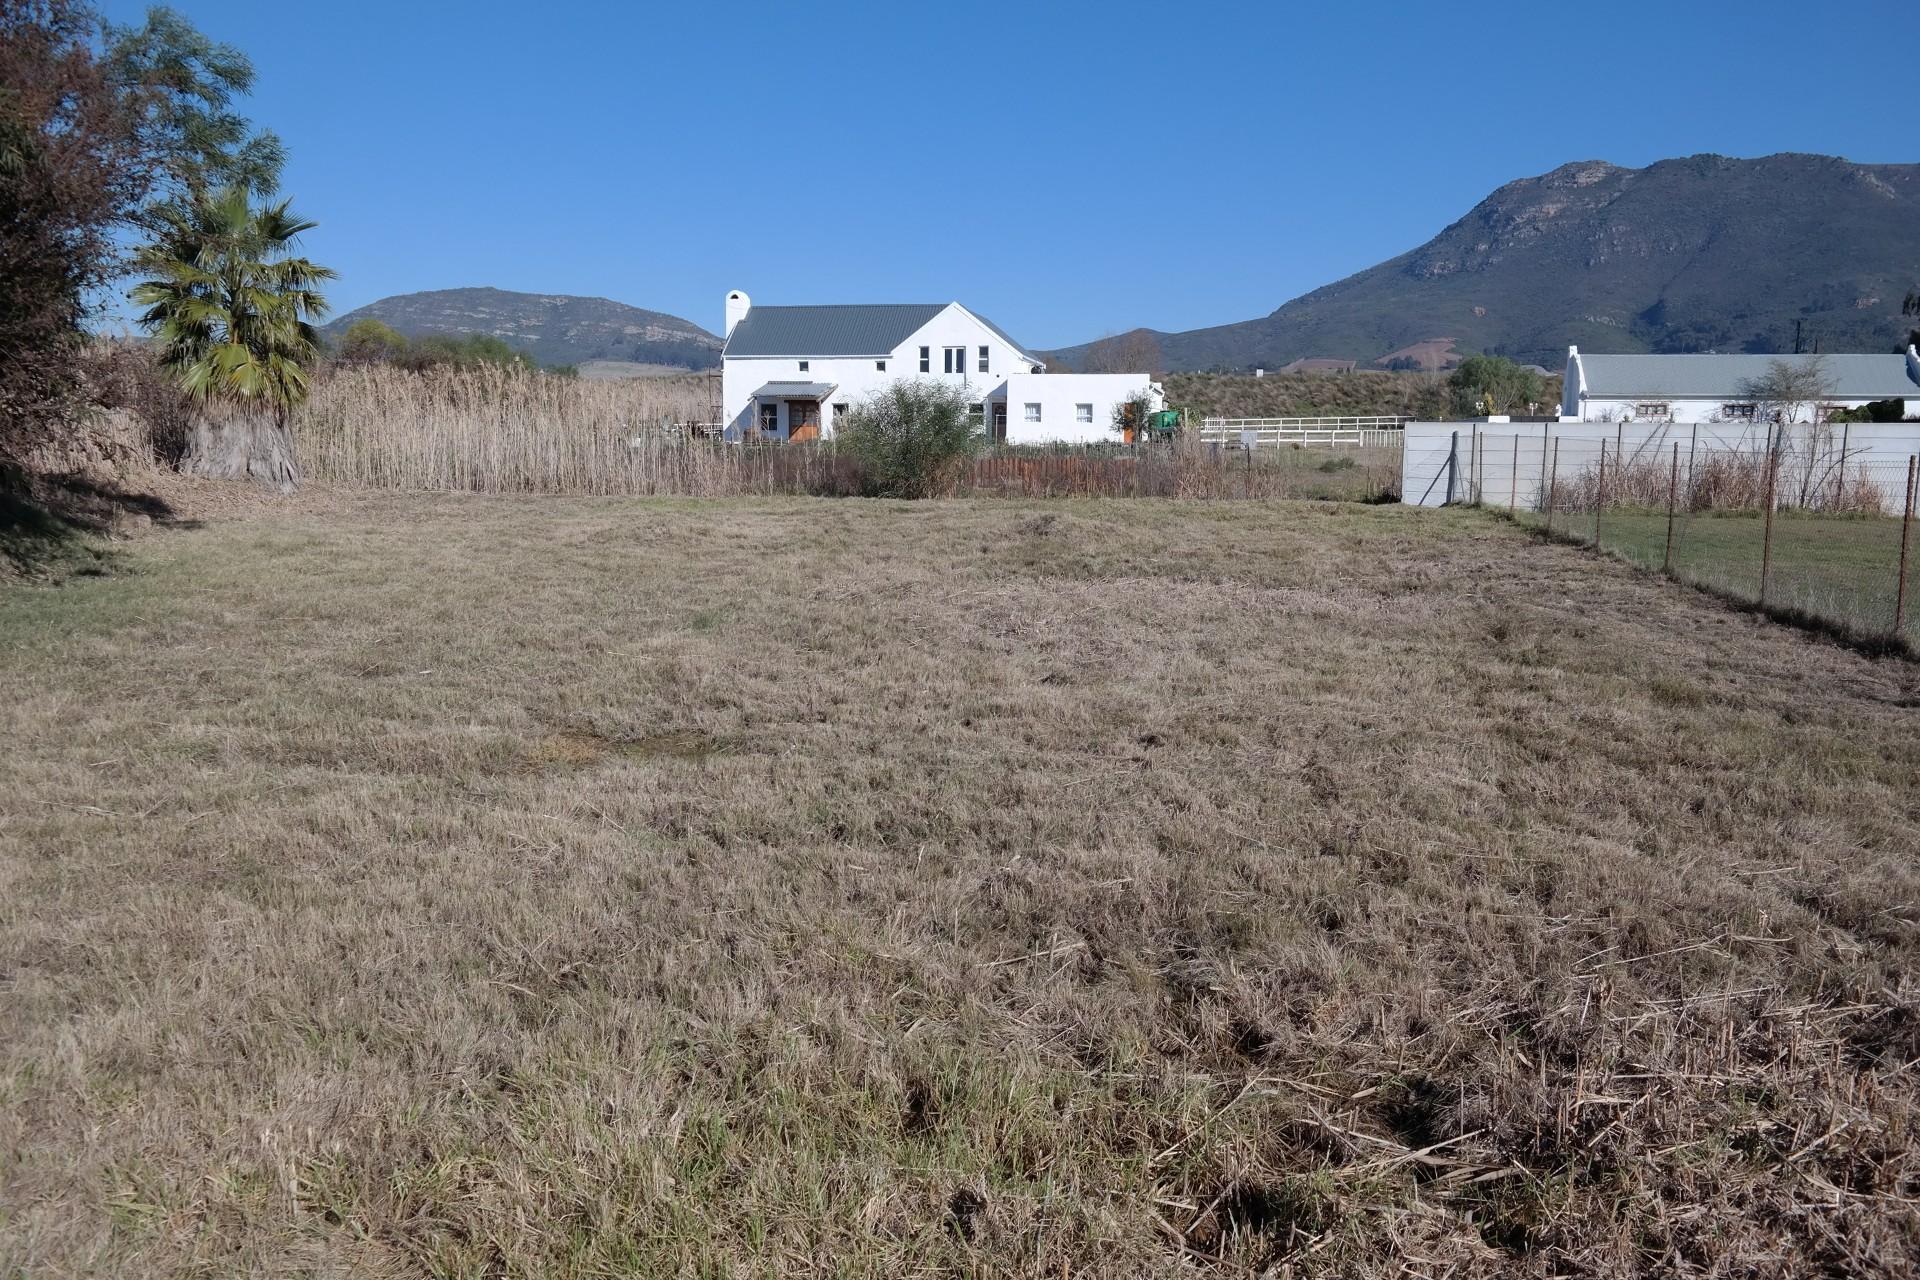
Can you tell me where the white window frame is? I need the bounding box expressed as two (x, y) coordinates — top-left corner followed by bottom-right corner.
(1634, 402), (1667, 419)
(944, 346), (966, 374)
(978, 345), (989, 374)
(1023, 402), (1042, 423)
(918, 346), (930, 373)
(1075, 403), (1094, 424)
(1722, 403), (1756, 420)
(757, 402), (779, 435)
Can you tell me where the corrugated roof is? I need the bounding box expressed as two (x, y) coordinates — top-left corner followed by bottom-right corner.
(725, 304), (947, 357)
(749, 381), (838, 399)
(1577, 352), (1919, 400)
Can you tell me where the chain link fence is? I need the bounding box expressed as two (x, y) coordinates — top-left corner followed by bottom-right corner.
(1439, 424), (1919, 647)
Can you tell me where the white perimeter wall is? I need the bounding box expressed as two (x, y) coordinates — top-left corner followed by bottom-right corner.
(1402, 419), (1920, 509)
(1000, 373), (1163, 445)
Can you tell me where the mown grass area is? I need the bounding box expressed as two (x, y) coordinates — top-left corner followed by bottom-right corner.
(1517, 507), (1916, 639)
(4, 495), (1920, 1277)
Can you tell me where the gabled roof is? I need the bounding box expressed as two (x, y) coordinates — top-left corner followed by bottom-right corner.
(723, 301), (1041, 364)
(1573, 351), (1920, 400)
(724, 304), (946, 358)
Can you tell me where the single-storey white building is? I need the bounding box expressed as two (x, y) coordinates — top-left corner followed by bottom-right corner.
(1561, 345), (1920, 424)
(720, 291), (1161, 443)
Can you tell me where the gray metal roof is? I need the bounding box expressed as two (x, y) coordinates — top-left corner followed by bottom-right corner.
(749, 381), (838, 400)
(1576, 352), (1920, 400)
(723, 301), (1040, 363)
(725, 304), (947, 357)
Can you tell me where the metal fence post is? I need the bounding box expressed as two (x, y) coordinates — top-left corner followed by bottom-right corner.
(1509, 434), (1519, 510)
(1546, 437), (1559, 532)
(1686, 422), (1699, 506)
(1663, 441), (1679, 574)
(1897, 455), (1917, 639)
(1836, 421), (1850, 510)
(1539, 422), (1550, 510)
(1471, 427), (1481, 504)
(1595, 439), (1607, 549)
(1445, 430), (1458, 505)
(1760, 423), (1779, 607)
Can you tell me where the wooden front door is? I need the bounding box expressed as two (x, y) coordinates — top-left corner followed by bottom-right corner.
(787, 400), (821, 442)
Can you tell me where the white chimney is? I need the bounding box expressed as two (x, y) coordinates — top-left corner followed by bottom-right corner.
(1254, 368), (1264, 378)
(724, 289), (751, 338)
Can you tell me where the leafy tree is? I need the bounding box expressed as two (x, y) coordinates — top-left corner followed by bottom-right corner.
(0, 1), (281, 457)
(1, 0), (143, 444)
(401, 332), (538, 372)
(835, 380), (980, 498)
(131, 184), (333, 490)
(334, 317), (408, 364)
(1109, 390), (1156, 440)
(102, 6), (282, 224)
(1446, 355), (1545, 416)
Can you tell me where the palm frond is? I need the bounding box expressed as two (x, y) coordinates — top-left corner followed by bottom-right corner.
(130, 183), (332, 410)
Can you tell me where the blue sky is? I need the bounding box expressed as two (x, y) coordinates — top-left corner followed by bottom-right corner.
(103, 0), (1911, 348)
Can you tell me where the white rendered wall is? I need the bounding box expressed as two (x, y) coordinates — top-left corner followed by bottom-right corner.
(1402, 418), (1920, 509)
(721, 302), (1040, 439)
(1572, 396), (1910, 426)
(998, 373), (1163, 445)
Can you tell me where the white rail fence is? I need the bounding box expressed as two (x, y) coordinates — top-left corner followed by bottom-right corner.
(1197, 416), (1406, 449)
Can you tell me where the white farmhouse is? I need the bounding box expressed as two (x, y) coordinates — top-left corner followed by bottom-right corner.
(1561, 345), (1920, 424)
(719, 290), (1162, 444)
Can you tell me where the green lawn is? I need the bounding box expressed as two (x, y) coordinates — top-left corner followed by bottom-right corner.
(1519, 507), (1916, 638)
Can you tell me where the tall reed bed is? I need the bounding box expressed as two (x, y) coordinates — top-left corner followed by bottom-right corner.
(293, 366), (849, 496)
(293, 366), (1402, 501)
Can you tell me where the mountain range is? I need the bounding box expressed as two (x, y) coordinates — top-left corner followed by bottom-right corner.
(328, 156), (1919, 378)
(321, 288), (722, 371)
(1047, 153), (1920, 373)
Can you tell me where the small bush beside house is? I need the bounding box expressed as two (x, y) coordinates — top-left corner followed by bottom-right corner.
(835, 381), (981, 498)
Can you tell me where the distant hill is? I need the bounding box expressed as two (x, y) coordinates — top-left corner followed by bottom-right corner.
(322, 288), (721, 370)
(1047, 154), (1920, 373)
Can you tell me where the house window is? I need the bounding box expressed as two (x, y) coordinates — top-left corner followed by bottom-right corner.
(757, 403), (779, 435)
(919, 346), (930, 373)
(832, 402), (848, 421)
(968, 402), (984, 426)
(876, 360), (886, 372)
(1075, 403), (1093, 424)
(1634, 402), (1668, 418)
(1023, 402), (1041, 423)
(1722, 403), (1756, 420)
(798, 360), (809, 373)
(942, 346), (966, 374)
(978, 345), (989, 373)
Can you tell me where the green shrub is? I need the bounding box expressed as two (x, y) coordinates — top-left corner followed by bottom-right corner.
(834, 380), (981, 498)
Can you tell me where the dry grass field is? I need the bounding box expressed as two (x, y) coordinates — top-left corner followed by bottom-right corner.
(4, 494), (1920, 1277)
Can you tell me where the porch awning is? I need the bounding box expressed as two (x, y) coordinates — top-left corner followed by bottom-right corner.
(750, 381), (838, 400)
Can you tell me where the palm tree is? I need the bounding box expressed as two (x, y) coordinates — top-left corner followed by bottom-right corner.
(131, 184), (333, 490)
